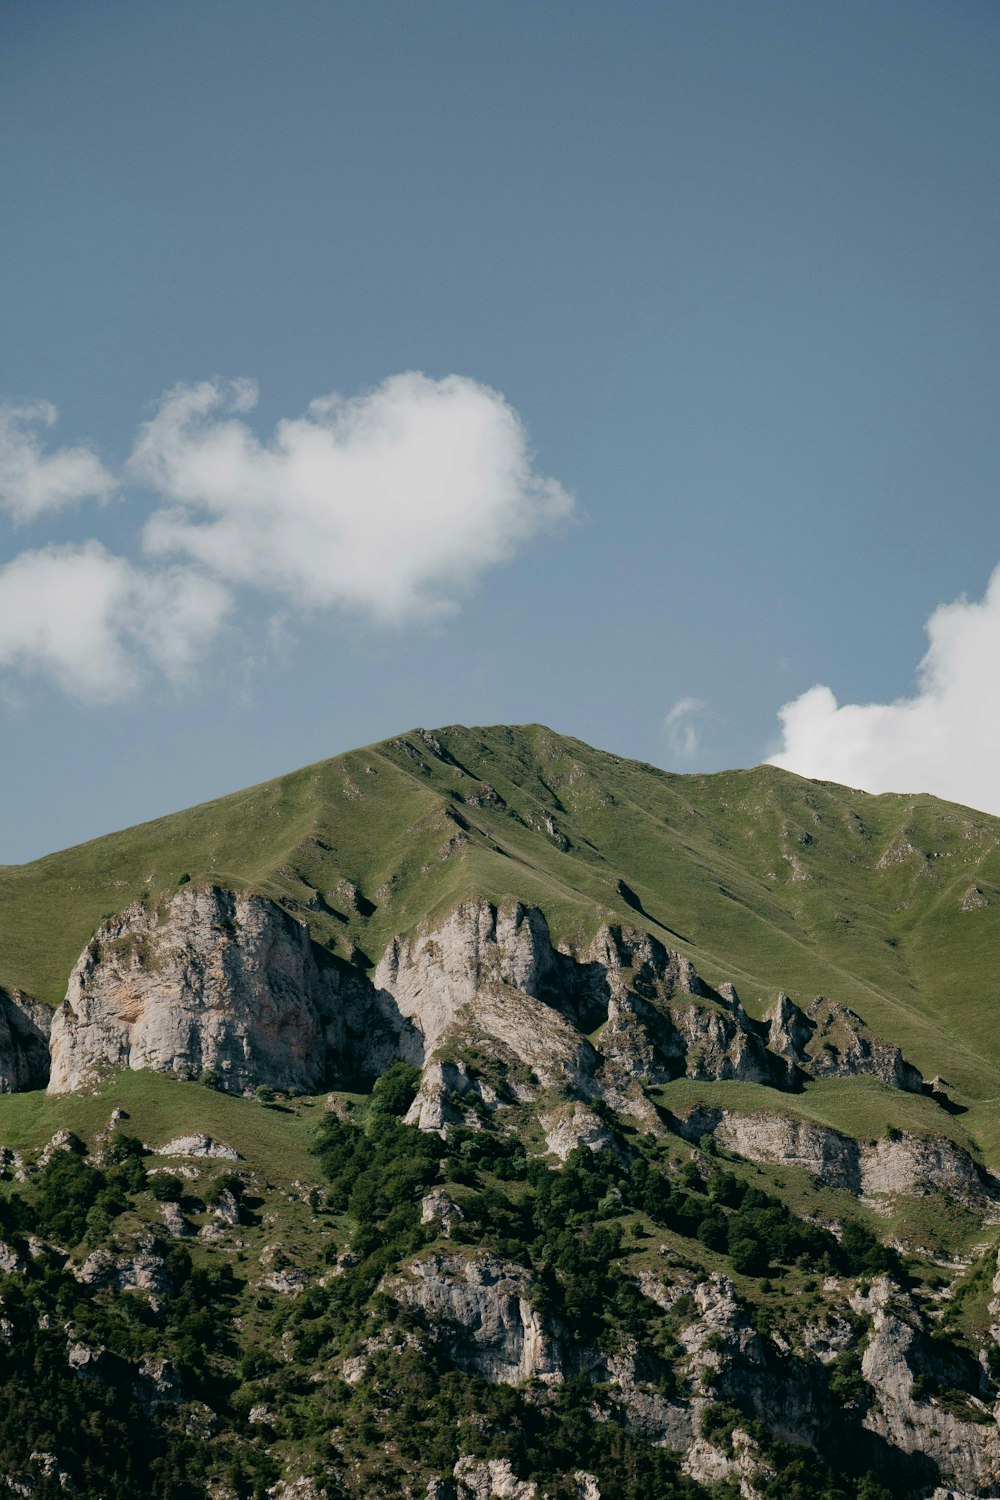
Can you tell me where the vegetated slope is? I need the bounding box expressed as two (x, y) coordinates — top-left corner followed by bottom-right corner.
(3, 722), (1000, 1126)
(0, 1061), (998, 1500)
(7, 727), (1000, 1496)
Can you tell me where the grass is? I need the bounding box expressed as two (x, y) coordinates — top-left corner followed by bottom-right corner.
(651, 1076), (980, 1153)
(5, 721), (1000, 1160)
(0, 1071), (327, 1191)
(0, 1072), (352, 1283)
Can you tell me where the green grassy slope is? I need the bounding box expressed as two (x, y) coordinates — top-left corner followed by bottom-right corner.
(4, 722), (1000, 1141)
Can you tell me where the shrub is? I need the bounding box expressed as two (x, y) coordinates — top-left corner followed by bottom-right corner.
(368, 1062), (421, 1119)
(150, 1173), (186, 1203)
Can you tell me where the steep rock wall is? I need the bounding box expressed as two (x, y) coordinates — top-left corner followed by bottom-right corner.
(385, 1254), (564, 1385)
(374, 900), (829, 1114)
(0, 987), (51, 1092)
(48, 888), (333, 1094)
(42, 889), (928, 1115)
(47, 886), (417, 1095)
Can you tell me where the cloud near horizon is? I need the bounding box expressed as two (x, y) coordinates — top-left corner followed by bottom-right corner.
(0, 374), (571, 700)
(769, 565), (1000, 815)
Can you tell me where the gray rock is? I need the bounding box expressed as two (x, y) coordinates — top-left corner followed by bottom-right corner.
(73, 1248), (171, 1300)
(47, 884), (419, 1097)
(0, 987), (51, 1092)
(805, 996), (924, 1093)
(671, 1107), (999, 1212)
(420, 1188), (465, 1233)
(160, 1202), (191, 1239)
(452, 1457), (537, 1499)
(386, 1253), (563, 1385)
(153, 1134), (240, 1160)
(48, 887), (335, 1095)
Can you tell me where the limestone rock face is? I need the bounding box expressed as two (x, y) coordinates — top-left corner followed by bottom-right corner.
(386, 1234), (1000, 1495)
(804, 996), (924, 1092)
(540, 1103), (617, 1163)
(851, 1278), (1000, 1493)
(42, 888), (928, 1126)
(377, 901), (833, 1112)
(672, 1107), (999, 1211)
(696, 1109), (862, 1193)
(47, 887), (339, 1095)
(386, 1254), (563, 1385)
(765, 992), (812, 1074)
(45, 885), (424, 1096)
(589, 927), (784, 1088)
(0, 987), (51, 1092)
(376, 901), (600, 1098)
(73, 1247), (171, 1302)
(152, 1134), (240, 1161)
(451, 1457), (538, 1500)
(378, 904), (925, 1113)
(379, 906), (929, 1110)
(420, 1188), (465, 1234)
(374, 903), (563, 1055)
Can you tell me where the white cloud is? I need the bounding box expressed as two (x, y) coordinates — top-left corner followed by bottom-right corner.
(132, 373), (574, 622)
(0, 403), (115, 522)
(0, 373), (571, 706)
(0, 543), (230, 702)
(769, 565), (1000, 814)
(664, 696), (706, 758)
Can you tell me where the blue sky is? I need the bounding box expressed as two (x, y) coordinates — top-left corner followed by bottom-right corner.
(2, 0), (1000, 859)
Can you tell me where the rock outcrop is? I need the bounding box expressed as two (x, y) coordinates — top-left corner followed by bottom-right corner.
(671, 1106), (999, 1211)
(0, 987), (51, 1092)
(377, 901), (925, 1118)
(386, 1254), (563, 1385)
(375, 902), (601, 1097)
(851, 1278), (1000, 1493)
(40, 888), (929, 1136)
(48, 887), (335, 1094)
(397, 1252), (1000, 1496)
(449, 1458), (539, 1500)
(46, 885), (416, 1096)
(802, 996), (924, 1093)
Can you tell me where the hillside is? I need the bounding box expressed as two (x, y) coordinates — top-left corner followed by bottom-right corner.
(4, 726), (1000, 1497)
(4, 722), (1000, 1149)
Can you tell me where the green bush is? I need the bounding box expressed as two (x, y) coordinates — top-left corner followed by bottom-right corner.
(368, 1062), (421, 1119)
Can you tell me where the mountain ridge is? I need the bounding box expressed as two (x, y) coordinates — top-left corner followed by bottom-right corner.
(2, 725), (1000, 1495)
(4, 723), (1000, 1119)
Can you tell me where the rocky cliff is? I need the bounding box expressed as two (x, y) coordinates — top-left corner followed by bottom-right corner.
(386, 1253), (564, 1385)
(373, 897), (927, 1122)
(375, 1250), (1000, 1497)
(46, 885), (416, 1095)
(670, 1106), (1000, 1212)
(42, 887), (931, 1125)
(0, 986), (50, 1092)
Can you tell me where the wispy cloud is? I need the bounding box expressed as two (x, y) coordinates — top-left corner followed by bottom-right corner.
(769, 565), (1000, 815)
(664, 696), (706, 759)
(0, 402), (115, 522)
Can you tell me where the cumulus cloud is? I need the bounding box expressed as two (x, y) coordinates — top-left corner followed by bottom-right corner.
(664, 696), (706, 759)
(132, 373), (573, 622)
(0, 373), (569, 705)
(769, 565), (1000, 814)
(0, 543), (230, 702)
(0, 403), (115, 522)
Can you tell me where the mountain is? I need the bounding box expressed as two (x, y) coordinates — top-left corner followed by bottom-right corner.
(1, 725), (1000, 1498)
